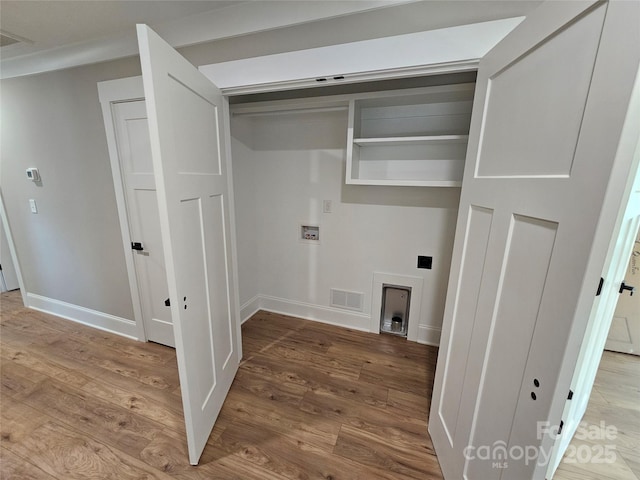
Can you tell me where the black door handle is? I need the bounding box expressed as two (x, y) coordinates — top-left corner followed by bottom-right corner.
(131, 242), (144, 251)
(619, 282), (635, 296)
(164, 298), (170, 307)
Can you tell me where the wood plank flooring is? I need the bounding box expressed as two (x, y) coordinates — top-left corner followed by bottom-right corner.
(554, 350), (640, 480)
(0, 291), (441, 479)
(2, 289), (638, 479)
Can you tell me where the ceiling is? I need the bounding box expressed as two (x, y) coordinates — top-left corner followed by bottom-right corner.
(0, 0), (425, 78)
(0, 0), (542, 79)
(0, 1), (239, 59)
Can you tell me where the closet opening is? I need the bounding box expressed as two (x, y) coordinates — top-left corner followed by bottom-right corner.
(229, 69), (476, 346)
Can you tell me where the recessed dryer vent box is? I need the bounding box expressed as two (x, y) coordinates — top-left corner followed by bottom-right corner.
(300, 224), (319, 243)
(380, 284), (411, 337)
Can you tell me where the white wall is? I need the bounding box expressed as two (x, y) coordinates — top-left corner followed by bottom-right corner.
(231, 109), (460, 340)
(229, 119), (260, 310)
(0, 57), (142, 322)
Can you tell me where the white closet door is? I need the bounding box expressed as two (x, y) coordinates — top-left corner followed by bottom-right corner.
(137, 24), (241, 465)
(429, 1), (640, 479)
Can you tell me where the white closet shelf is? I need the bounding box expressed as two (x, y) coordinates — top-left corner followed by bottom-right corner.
(348, 178), (462, 187)
(346, 83), (474, 187)
(353, 135), (468, 146)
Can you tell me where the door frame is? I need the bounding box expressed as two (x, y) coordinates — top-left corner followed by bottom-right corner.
(98, 76), (148, 342)
(0, 190), (27, 303)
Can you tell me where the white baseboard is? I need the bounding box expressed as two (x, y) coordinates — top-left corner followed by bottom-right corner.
(244, 294), (442, 345)
(23, 290), (441, 347)
(253, 294), (371, 332)
(416, 324), (442, 346)
(26, 292), (138, 340)
(240, 295), (261, 324)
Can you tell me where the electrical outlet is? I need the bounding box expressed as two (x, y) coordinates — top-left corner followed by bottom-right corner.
(323, 200), (332, 213)
(29, 199), (38, 214)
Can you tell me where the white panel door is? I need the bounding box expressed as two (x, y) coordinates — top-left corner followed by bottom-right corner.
(429, 1), (640, 479)
(137, 25), (241, 465)
(112, 100), (174, 347)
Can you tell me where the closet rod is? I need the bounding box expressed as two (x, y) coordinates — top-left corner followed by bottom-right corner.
(232, 106), (348, 118)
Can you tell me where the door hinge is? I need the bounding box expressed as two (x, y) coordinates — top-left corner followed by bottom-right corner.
(568, 389), (573, 400)
(596, 277), (604, 296)
(557, 420), (564, 435)
(131, 242), (144, 251)
(164, 298), (170, 307)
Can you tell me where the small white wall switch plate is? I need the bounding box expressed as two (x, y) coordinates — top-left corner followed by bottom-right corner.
(323, 200), (332, 213)
(29, 199), (38, 214)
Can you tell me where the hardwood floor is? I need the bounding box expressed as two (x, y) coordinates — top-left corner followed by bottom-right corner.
(0, 290), (441, 479)
(2, 289), (638, 479)
(554, 350), (640, 480)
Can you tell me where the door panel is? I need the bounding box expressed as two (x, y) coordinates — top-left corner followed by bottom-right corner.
(113, 100), (173, 347)
(124, 114), (154, 174)
(168, 77), (221, 176)
(207, 195), (234, 370)
(439, 206), (493, 443)
(465, 215), (558, 480)
(429, 1), (640, 479)
(476, 4), (604, 178)
(133, 190), (173, 338)
(137, 24), (241, 465)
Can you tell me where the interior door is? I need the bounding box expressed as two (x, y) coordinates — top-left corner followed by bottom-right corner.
(606, 225), (640, 354)
(429, 1), (640, 479)
(112, 100), (174, 347)
(137, 24), (242, 465)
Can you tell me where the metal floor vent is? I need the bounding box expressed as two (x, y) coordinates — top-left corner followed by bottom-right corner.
(330, 288), (364, 312)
